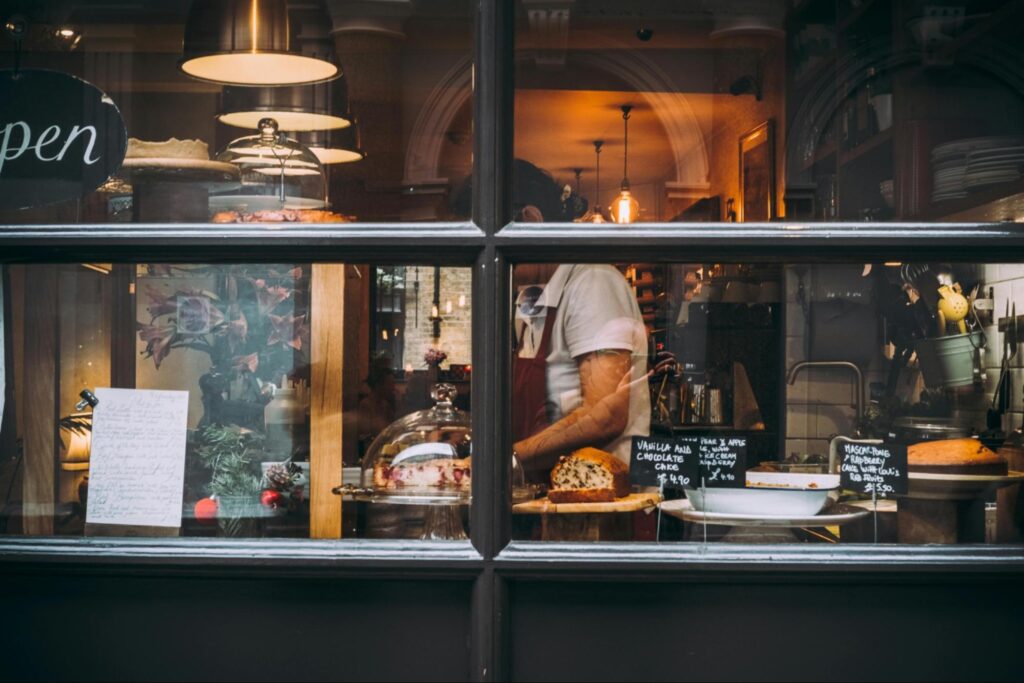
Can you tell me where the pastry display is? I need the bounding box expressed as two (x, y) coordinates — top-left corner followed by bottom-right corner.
(361, 383), (473, 501)
(908, 438), (1009, 475)
(373, 454), (471, 492)
(548, 447), (630, 503)
(211, 209), (349, 223)
(126, 137), (210, 160)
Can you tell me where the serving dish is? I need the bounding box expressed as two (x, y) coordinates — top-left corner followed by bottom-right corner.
(684, 473), (838, 517)
(660, 499), (869, 527)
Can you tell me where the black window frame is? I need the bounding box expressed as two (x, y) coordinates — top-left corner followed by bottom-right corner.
(3, 1), (1024, 680)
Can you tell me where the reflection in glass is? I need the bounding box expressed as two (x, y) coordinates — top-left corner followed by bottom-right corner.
(511, 261), (1024, 545)
(0, 263), (473, 540)
(514, 0), (1024, 223)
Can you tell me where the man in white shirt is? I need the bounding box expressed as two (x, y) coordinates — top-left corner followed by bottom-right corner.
(513, 263), (650, 474)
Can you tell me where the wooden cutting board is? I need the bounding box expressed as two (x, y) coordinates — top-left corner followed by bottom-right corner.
(513, 492), (662, 515)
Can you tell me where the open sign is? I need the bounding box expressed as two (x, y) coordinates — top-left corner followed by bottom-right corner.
(0, 69), (127, 211)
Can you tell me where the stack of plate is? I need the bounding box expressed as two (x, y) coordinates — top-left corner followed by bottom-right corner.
(931, 137), (1024, 202)
(964, 140), (1024, 190)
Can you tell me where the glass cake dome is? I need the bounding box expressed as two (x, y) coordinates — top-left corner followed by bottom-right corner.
(361, 383), (473, 503)
(213, 117), (327, 210)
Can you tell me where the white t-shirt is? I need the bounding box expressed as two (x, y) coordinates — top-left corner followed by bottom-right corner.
(515, 264), (650, 465)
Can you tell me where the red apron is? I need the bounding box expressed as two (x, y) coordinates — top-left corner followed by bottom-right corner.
(512, 306), (557, 443)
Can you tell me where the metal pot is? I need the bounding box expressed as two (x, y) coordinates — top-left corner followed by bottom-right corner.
(887, 416), (972, 445)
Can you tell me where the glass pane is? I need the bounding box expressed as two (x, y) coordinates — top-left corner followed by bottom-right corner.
(0, 1), (472, 223)
(513, 0), (1024, 223)
(511, 261), (1024, 545)
(0, 263), (473, 540)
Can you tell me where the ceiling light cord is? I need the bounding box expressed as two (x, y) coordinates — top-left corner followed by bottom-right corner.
(621, 104), (633, 190)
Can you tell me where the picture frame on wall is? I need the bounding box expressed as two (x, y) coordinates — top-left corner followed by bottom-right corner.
(739, 121), (775, 222)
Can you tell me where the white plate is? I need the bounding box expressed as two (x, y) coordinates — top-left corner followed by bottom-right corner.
(660, 499), (870, 527)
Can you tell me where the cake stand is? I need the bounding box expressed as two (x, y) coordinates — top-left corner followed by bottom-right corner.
(333, 485), (470, 540)
(117, 158), (241, 222)
(896, 470), (1024, 544)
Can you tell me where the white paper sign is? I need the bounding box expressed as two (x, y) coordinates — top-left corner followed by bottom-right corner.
(86, 388), (189, 528)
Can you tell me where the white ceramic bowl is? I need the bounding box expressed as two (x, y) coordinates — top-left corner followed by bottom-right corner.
(684, 473), (838, 517)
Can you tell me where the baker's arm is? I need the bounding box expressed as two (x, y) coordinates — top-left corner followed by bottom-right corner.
(514, 349), (639, 472)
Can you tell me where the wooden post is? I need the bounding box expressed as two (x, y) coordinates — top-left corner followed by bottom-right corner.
(22, 266), (60, 535)
(310, 264), (345, 539)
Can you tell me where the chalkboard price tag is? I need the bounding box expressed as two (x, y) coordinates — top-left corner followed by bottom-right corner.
(839, 442), (908, 496)
(697, 436), (747, 488)
(630, 435), (699, 490)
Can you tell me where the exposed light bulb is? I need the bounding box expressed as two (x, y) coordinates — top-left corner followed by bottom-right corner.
(611, 189), (639, 224)
(382, 329), (389, 341)
(431, 304), (439, 318)
(458, 294), (466, 308)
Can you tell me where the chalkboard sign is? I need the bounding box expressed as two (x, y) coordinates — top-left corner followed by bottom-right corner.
(839, 442), (908, 496)
(629, 435), (699, 489)
(697, 435), (747, 488)
(0, 69), (128, 211)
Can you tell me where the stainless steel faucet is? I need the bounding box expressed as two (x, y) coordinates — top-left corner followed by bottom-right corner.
(786, 360), (864, 424)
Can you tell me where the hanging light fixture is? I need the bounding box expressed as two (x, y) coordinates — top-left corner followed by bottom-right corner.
(610, 105), (640, 224)
(298, 112), (365, 164)
(577, 140), (608, 223)
(217, 73), (352, 131)
(179, 0), (339, 86)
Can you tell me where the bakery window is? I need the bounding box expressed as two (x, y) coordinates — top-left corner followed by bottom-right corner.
(511, 262), (1024, 545)
(0, 1), (473, 224)
(0, 263), (475, 540)
(513, 0), (1024, 225)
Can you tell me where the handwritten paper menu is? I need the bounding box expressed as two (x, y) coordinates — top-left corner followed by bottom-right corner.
(86, 388), (189, 528)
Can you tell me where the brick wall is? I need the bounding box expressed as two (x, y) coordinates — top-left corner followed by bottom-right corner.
(402, 266), (473, 369)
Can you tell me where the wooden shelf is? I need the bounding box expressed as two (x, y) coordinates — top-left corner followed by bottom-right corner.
(839, 128), (892, 166)
(914, 177), (1024, 222)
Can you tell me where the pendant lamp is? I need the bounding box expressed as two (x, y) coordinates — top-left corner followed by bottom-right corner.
(180, 0), (339, 86)
(610, 105), (640, 224)
(299, 113), (365, 164)
(218, 73), (352, 131)
(578, 139), (607, 223)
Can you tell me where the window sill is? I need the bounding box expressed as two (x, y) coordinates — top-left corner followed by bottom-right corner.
(495, 541), (1024, 577)
(0, 537), (483, 577)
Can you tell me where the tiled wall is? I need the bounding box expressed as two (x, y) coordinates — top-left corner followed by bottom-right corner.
(784, 263), (1024, 459)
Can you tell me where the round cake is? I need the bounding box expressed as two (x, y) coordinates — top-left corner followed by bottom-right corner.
(126, 137), (209, 160)
(908, 438), (1008, 475)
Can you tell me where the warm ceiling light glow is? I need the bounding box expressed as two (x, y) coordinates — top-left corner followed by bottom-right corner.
(218, 77), (352, 131)
(219, 110), (350, 131)
(610, 105), (639, 224)
(611, 189), (640, 224)
(252, 166), (322, 177)
(308, 147), (364, 164)
(179, 0), (339, 86)
(300, 118), (365, 165)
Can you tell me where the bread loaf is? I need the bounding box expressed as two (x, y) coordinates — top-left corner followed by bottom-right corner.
(548, 447), (630, 503)
(908, 438), (1008, 475)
